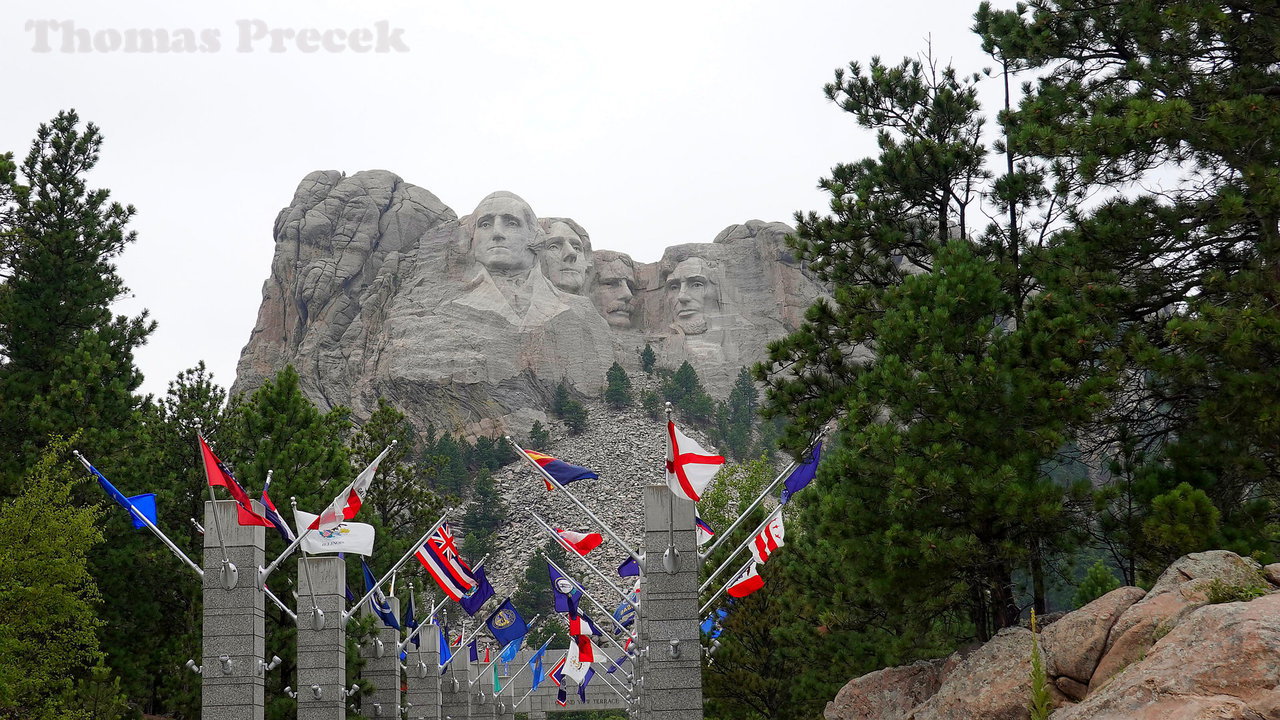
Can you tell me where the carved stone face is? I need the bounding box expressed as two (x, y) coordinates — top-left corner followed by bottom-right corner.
(591, 258), (636, 329)
(665, 257), (716, 335)
(543, 221), (590, 294)
(471, 195), (537, 274)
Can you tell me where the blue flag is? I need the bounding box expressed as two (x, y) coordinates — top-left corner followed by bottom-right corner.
(85, 459), (158, 530)
(500, 635), (522, 662)
(779, 441), (822, 504)
(612, 597), (636, 634)
(700, 607), (727, 639)
(404, 592), (420, 649)
(578, 666), (596, 702)
(438, 625), (452, 671)
(468, 638), (478, 663)
(459, 566), (496, 616)
(549, 563), (582, 612)
(617, 556), (640, 578)
(361, 558), (400, 630)
(528, 637), (552, 690)
(484, 598), (529, 649)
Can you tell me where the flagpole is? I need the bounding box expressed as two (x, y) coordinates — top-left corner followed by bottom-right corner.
(698, 460), (795, 561)
(665, 404), (677, 563)
(289, 497), (323, 626)
(596, 667), (632, 703)
(74, 451), (205, 579)
(439, 616), (483, 671)
(398, 595), (449, 654)
(540, 548), (640, 632)
(505, 436), (642, 564)
(263, 583), (298, 622)
(344, 511), (450, 622)
(528, 511), (636, 607)
(699, 429), (824, 561)
(699, 557), (753, 616)
(699, 506), (783, 593)
(199, 435), (237, 587)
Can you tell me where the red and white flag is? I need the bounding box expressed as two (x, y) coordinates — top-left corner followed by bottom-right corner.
(415, 522), (477, 602)
(310, 444), (393, 531)
(666, 420), (725, 502)
(726, 562), (764, 598)
(750, 508), (785, 564)
(555, 527), (604, 556)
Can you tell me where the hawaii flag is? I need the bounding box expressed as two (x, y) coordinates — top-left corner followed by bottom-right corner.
(726, 561), (764, 598)
(750, 508), (785, 564)
(555, 527), (604, 556)
(666, 420), (725, 501)
(309, 444), (394, 531)
(415, 522), (478, 601)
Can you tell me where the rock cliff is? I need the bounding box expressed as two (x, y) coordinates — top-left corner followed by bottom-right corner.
(824, 551), (1280, 720)
(232, 170), (826, 437)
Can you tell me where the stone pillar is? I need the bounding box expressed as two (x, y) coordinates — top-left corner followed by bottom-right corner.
(296, 556), (347, 720)
(360, 597), (402, 720)
(641, 484), (704, 720)
(404, 625), (440, 720)
(202, 499), (266, 720)
(439, 652), (469, 720)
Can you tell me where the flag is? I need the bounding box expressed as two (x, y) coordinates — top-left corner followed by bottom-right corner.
(310, 444), (393, 531)
(605, 654), (628, 674)
(726, 562), (764, 598)
(458, 566), (496, 616)
(556, 689), (567, 707)
(563, 650), (591, 684)
(260, 474), (295, 542)
(483, 646), (491, 663)
(528, 638), (552, 690)
(779, 441), (823, 504)
(554, 527), (603, 555)
(617, 556), (640, 578)
(612, 597), (636, 634)
(438, 625), (453, 668)
(524, 450), (598, 490)
(696, 516), (715, 547)
(665, 420), (725, 501)
(361, 558), (400, 630)
(484, 598), (529, 649)
(414, 522), (478, 602)
(568, 612), (604, 638)
(577, 666), (596, 703)
(198, 434), (272, 527)
(549, 654), (567, 687)
(468, 639), (478, 663)
(701, 608), (727, 640)
(292, 509), (375, 556)
(750, 508), (785, 564)
(404, 591), (420, 649)
(500, 636), (522, 663)
(548, 563), (582, 613)
(493, 662), (501, 693)
(85, 459), (159, 530)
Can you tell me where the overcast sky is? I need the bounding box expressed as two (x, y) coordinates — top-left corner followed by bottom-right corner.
(2, 1), (1015, 399)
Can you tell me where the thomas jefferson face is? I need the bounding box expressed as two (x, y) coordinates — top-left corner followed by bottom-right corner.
(471, 195), (537, 274)
(665, 257), (714, 335)
(591, 258), (636, 328)
(542, 221), (590, 294)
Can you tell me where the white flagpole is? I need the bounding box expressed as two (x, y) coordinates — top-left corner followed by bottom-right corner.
(699, 506), (782, 593)
(699, 430), (824, 560)
(700, 556), (754, 616)
(74, 451), (204, 578)
(528, 511), (636, 607)
(289, 497), (323, 623)
(344, 510), (449, 622)
(505, 436), (642, 564)
(400, 594), (448, 654)
(198, 436), (235, 581)
(263, 583), (298, 622)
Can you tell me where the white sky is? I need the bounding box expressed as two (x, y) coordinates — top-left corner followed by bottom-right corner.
(2, 1), (1015, 399)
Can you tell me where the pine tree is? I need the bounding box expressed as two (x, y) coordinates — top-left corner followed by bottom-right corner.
(976, 0), (1280, 563)
(0, 437), (105, 719)
(528, 420), (551, 450)
(604, 362), (633, 409)
(460, 470), (507, 559)
(511, 540), (570, 648)
(551, 379), (589, 435)
(662, 361), (715, 427)
(349, 398), (445, 543)
(0, 110), (155, 495)
(639, 343), (656, 374)
(1073, 560), (1121, 609)
(721, 368), (758, 460)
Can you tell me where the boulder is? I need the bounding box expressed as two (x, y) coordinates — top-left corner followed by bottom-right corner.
(1264, 563), (1280, 587)
(906, 627), (1067, 720)
(1041, 586), (1146, 684)
(824, 658), (956, 720)
(1089, 551), (1266, 692)
(1053, 594), (1280, 719)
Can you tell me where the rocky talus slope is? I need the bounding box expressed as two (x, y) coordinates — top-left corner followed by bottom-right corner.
(824, 550), (1280, 720)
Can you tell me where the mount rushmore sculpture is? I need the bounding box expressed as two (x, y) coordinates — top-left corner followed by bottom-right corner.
(232, 170), (828, 437)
